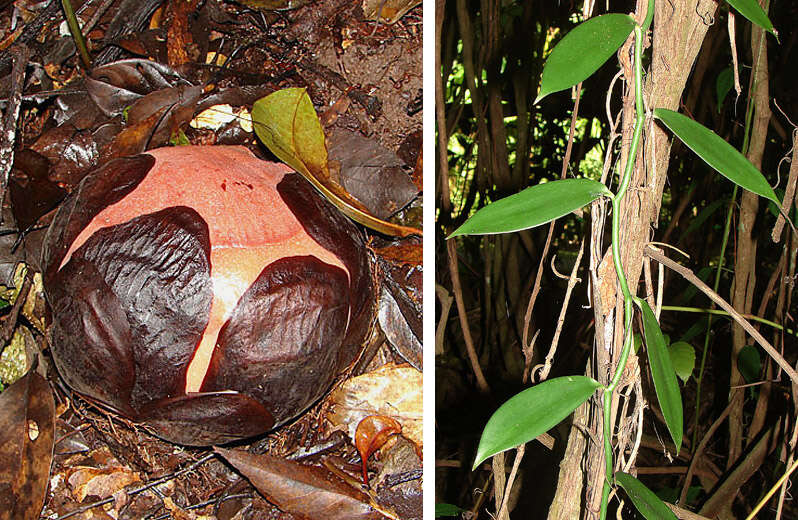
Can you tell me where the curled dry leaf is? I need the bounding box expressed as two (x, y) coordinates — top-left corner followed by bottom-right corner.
(215, 447), (385, 520)
(66, 465), (141, 502)
(355, 415), (402, 486)
(327, 128), (419, 221)
(0, 371), (56, 520)
(327, 363), (422, 450)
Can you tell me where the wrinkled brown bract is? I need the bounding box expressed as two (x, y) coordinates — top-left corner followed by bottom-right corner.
(42, 146), (375, 445)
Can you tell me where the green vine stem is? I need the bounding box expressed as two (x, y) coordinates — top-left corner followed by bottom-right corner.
(599, 0), (653, 516)
(61, 0), (92, 69)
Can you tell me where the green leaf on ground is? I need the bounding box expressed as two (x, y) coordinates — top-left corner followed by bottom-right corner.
(653, 108), (779, 205)
(449, 178), (610, 237)
(636, 298), (683, 452)
(615, 472), (678, 520)
(535, 14), (635, 103)
(473, 376), (601, 469)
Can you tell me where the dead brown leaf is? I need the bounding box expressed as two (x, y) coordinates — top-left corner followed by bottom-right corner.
(0, 371), (56, 520)
(215, 447), (385, 520)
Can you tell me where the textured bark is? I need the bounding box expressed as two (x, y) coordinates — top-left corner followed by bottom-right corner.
(580, 0), (719, 517)
(548, 376), (590, 519)
(729, 6), (771, 471)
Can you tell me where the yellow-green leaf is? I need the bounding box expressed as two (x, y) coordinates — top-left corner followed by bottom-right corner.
(535, 14), (635, 104)
(473, 376), (601, 469)
(653, 108), (779, 205)
(449, 178), (610, 238)
(252, 88), (420, 237)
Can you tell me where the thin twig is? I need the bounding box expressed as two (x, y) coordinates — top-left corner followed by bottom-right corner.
(447, 240), (490, 393)
(0, 44), (30, 226)
(646, 246), (798, 383)
(535, 240), (584, 382)
(678, 399), (733, 505)
(54, 454), (217, 520)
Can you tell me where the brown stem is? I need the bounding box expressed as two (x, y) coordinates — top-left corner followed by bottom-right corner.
(645, 247), (798, 383)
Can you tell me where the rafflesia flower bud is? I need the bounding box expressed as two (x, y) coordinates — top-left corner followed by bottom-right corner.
(42, 146), (374, 445)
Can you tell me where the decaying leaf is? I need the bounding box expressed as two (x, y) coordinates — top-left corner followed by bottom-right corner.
(9, 149), (67, 233)
(327, 128), (418, 220)
(378, 286), (422, 369)
(66, 465), (141, 502)
(355, 415), (402, 485)
(0, 371), (56, 520)
(327, 363), (422, 449)
(215, 447), (385, 520)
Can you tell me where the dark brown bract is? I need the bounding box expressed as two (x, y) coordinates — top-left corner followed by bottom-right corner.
(42, 146), (374, 446)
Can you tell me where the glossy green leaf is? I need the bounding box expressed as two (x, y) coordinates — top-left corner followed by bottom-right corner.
(473, 376), (601, 469)
(668, 341), (696, 383)
(727, 0), (776, 37)
(738, 345), (761, 384)
(535, 14), (635, 103)
(636, 298), (683, 452)
(615, 472), (678, 520)
(653, 108), (779, 205)
(449, 179), (610, 237)
(715, 67), (734, 114)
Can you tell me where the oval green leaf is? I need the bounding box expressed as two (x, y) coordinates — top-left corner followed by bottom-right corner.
(535, 14), (635, 103)
(668, 341), (696, 383)
(737, 345), (762, 384)
(636, 298), (683, 452)
(449, 178), (610, 237)
(726, 0), (776, 37)
(653, 108), (779, 205)
(615, 472), (678, 520)
(472, 376), (601, 469)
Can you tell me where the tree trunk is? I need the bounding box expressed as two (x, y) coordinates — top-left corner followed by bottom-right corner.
(548, 0), (719, 517)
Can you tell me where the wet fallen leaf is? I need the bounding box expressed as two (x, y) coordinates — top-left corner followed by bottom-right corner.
(327, 364), (422, 449)
(0, 371), (56, 520)
(87, 59), (190, 117)
(10, 149), (67, 232)
(215, 447), (385, 520)
(372, 437), (422, 520)
(355, 415), (402, 485)
(252, 88), (421, 237)
(378, 285), (422, 369)
(327, 128), (419, 220)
